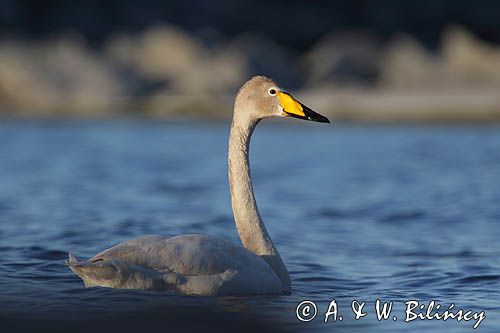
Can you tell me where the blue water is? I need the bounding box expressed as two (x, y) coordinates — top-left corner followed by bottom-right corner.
(0, 121), (499, 332)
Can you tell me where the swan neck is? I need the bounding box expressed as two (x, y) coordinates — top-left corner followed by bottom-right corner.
(228, 116), (291, 293)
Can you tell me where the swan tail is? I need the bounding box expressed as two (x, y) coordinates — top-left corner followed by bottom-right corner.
(66, 253), (182, 291)
(66, 254), (122, 288)
(66, 253), (77, 264)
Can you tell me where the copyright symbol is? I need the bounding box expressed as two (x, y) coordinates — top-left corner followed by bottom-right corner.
(296, 300), (317, 322)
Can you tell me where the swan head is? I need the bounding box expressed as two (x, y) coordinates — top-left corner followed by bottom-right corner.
(234, 76), (330, 124)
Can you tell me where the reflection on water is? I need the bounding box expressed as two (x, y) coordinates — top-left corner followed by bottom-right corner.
(0, 121), (499, 332)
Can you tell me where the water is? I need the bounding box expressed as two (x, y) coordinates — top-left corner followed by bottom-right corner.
(1, 120), (499, 332)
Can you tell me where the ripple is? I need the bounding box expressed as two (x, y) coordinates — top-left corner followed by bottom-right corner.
(149, 182), (209, 195)
(395, 249), (479, 258)
(0, 245), (13, 252)
(456, 275), (500, 284)
(23, 247), (68, 261)
(294, 276), (336, 283)
(316, 208), (350, 218)
(378, 210), (426, 223)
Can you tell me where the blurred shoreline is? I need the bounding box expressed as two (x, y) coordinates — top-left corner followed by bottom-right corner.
(1, 25), (500, 123)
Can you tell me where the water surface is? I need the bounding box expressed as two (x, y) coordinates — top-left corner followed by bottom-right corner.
(0, 121), (499, 332)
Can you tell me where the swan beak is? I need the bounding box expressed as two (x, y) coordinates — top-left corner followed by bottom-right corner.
(277, 92), (330, 123)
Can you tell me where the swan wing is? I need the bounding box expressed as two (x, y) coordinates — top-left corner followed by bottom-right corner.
(89, 234), (254, 275)
(67, 234), (283, 295)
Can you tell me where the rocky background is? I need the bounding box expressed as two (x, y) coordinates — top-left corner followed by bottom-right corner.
(1, 0), (500, 122)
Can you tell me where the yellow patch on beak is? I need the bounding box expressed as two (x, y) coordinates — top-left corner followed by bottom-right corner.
(277, 92), (305, 117)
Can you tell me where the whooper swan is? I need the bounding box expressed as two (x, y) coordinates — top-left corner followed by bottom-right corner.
(67, 76), (330, 296)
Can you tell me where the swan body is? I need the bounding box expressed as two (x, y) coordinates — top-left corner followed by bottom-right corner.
(67, 76), (329, 295)
(68, 235), (282, 295)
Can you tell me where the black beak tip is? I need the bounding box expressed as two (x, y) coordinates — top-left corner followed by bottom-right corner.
(301, 104), (331, 124)
(318, 116), (330, 124)
(307, 112), (330, 124)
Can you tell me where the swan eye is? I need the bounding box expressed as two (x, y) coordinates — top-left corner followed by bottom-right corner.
(268, 88), (277, 96)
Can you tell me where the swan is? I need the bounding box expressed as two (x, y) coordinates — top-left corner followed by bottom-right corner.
(66, 76), (330, 296)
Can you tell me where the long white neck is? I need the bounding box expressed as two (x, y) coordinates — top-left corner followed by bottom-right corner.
(228, 115), (291, 293)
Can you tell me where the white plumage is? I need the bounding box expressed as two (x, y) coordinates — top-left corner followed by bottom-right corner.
(67, 76), (329, 295)
(68, 235), (282, 295)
